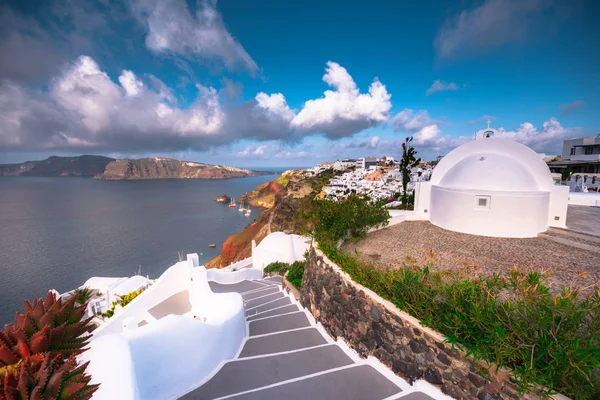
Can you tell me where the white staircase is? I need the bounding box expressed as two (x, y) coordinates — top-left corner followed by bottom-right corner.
(179, 277), (446, 400)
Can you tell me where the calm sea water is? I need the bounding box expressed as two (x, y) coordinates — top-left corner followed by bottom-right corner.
(0, 174), (279, 325)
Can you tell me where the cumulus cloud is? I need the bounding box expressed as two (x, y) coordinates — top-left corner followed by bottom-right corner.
(237, 145), (266, 158)
(559, 100), (585, 116)
(0, 57), (392, 152)
(434, 0), (570, 59)
(119, 70), (144, 96)
(0, 55), (282, 151)
(426, 80), (463, 95)
(130, 0), (258, 74)
(291, 62), (391, 139)
(498, 118), (581, 153)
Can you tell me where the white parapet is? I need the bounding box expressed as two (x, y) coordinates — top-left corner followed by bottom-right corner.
(82, 257), (247, 399)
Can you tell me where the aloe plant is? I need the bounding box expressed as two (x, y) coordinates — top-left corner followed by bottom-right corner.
(0, 292), (93, 368)
(0, 354), (98, 400)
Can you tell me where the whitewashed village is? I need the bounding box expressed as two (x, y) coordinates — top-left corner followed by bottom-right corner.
(25, 124), (597, 400)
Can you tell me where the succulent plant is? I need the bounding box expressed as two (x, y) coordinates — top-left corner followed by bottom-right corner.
(0, 292), (94, 368)
(0, 354), (98, 400)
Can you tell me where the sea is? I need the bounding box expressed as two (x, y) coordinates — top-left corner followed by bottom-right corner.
(0, 170), (288, 325)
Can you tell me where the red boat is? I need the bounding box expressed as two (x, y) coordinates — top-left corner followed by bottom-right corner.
(228, 198), (236, 208)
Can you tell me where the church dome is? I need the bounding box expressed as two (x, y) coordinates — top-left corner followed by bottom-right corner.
(430, 138), (554, 193)
(439, 153), (540, 192)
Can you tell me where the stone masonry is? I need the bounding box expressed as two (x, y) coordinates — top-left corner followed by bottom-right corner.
(300, 247), (543, 400)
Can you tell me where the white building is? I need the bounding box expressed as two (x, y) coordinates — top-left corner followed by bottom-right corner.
(355, 157), (365, 169)
(414, 132), (569, 238)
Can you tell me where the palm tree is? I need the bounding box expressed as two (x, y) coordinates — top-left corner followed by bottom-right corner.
(73, 287), (93, 305)
(398, 137), (421, 209)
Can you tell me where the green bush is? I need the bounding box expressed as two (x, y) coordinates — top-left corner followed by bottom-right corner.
(319, 243), (600, 399)
(287, 261), (305, 288)
(101, 288), (145, 318)
(264, 260), (305, 289)
(297, 195), (390, 245)
(264, 261), (289, 274)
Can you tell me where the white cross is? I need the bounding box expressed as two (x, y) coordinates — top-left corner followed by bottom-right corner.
(486, 118), (492, 129)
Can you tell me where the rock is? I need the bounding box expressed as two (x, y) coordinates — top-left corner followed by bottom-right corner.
(468, 372), (488, 388)
(97, 157), (268, 180)
(424, 368), (443, 385)
(436, 352), (452, 366)
(215, 194), (231, 203)
(442, 382), (466, 399)
(409, 338), (428, 353)
(478, 390), (500, 400)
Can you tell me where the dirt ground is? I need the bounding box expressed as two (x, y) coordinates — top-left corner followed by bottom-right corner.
(342, 221), (600, 295)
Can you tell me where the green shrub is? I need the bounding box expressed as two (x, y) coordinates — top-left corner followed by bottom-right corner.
(264, 260), (305, 289)
(287, 261), (305, 288)
(101, 288), (145, 318)
(264, 261), (289, 274)
(297, 195), (390, 245)
(319, 243), (600, 399)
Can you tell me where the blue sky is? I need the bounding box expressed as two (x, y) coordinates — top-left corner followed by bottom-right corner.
(0, 0), (598, 167)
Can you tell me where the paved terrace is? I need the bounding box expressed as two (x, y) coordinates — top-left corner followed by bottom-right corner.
(343, 206), (600, 296)
(180, 276), (443, 400)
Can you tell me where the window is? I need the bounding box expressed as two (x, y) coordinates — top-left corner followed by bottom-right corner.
(585, 146), (593, 155)
(475, 195), (491, 210)
(570, 147), (576, 155)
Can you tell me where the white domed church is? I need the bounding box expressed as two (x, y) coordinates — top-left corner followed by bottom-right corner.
(413, 122), (570, 238)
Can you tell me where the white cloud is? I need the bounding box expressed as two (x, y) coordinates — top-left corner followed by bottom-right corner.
(434, 0), (568, 59)
(52, 55), (121, 132)
(291, 61), (391, 139)
(426, 80), (462, 95)
(118, 70), (144, 96)
(237, 145), (266, 158)
(391, 109), (437, 132)
(498, 118), (581, 153)
(130, 0), (258, 74)
(2, 57), (393, 152)
(255, 92), (295, 122)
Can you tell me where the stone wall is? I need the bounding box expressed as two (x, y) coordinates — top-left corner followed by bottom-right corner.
(300, 247), (538, 400)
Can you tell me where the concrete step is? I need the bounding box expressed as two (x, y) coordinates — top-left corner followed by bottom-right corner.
(246, 304), (300, 321)
(249, 312), (310, 336)
(261, 276), (283, 284)
(239, 327), (327, 358)
(244, 291), (285, 309)
(181, 345), (353, 399)
(547, 227), (600, 243)
(388, 391), (437, 399)
(221, 364), (402, 400)
(245, 297), (292, 317)
(241, 286), (280, 300)
(538, 233), (600, 254)
(209, 280), (268, 294)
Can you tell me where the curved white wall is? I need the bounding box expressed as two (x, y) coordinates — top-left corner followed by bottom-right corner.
(430, 186), (550, 238)
(206, 268), (263, 284)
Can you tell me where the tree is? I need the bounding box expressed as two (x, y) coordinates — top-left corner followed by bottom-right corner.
(398, 137), (421, 207)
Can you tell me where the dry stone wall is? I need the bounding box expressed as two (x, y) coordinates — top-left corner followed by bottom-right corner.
(300, 247), (540, 400)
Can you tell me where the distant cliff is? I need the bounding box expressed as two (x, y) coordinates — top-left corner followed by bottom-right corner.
(206, 170), (319, 269)
(96, 158), (271, 180)
(0, 155), (115, 177)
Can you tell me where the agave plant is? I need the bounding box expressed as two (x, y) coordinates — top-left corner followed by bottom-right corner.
(0, 292), (93, 368)
(0, 354), (98, 400)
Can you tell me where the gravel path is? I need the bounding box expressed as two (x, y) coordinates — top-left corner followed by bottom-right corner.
(342, 221), (600, 295)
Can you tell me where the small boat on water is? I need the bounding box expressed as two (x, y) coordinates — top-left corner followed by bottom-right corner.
(228, 198), (236, 208)
(238, 201), (245, 212)
(209, 244), (216, 248)
(245, 208), (251, 216)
